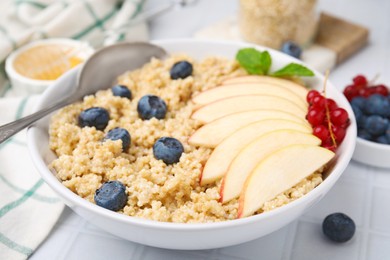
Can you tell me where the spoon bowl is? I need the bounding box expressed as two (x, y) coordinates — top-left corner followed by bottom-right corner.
(73, 42), (167, 103)
(0, 42), (167, 143)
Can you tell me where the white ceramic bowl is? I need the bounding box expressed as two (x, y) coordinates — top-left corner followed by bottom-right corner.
(353, 137), (390, 168)
(5, 38), (94, 96)
(27, 39), (357, 250)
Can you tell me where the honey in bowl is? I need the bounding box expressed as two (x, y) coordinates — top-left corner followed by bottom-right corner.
(13, 44), (84, 81)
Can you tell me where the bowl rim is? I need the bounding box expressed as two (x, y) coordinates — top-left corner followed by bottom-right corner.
(356, 135), (390, 149)
(5, 38), (94, 87)
(27, 38), (357, 230)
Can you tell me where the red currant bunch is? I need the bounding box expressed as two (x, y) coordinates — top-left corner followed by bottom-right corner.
(343, 74), (389, 101)
(306, 90), (350, 151)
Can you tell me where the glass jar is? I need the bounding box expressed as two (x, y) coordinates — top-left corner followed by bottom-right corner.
(239, 0), (318, 49)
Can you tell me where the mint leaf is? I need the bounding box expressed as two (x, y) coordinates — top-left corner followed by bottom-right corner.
(272, 63), (314, 77)
(236, 48), (271, 75)
(259, 51), (272, 74)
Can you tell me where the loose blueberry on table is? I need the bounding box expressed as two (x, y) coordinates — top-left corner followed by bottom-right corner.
(343, 74), (390, 144)
(153, 137), (184, 165)
(94, 181), (127, 211)
(104, 127), (131, 152)
(322, 213), (356, 243)
(78, 107), (110, 131)
(111, 84), (132, 99)
(170, 61), (193, 79)
(137, 95), (167, 120)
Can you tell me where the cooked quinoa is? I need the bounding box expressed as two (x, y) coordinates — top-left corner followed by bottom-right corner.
(49, 55), (323, 223)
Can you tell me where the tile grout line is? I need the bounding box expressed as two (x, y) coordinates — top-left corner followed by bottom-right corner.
(281, 220), (299, 260)
(358, 166), (375, 260)
(57, 218), (88, 260)
(367, 181), (390, 191)
(131, 245), (146, 260)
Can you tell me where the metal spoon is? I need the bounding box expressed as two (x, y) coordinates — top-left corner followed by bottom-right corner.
(0, 42), (167, 144)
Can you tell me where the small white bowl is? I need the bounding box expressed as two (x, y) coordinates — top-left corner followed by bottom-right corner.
(353, 137), (390, 168)
(5, 38), (94, 96)
(27, 39), (357, 250)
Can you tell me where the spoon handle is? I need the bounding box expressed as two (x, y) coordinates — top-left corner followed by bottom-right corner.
(0, 100), (69, 144)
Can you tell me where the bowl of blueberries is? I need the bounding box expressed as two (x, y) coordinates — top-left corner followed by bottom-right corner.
(343, 74), (390, 168)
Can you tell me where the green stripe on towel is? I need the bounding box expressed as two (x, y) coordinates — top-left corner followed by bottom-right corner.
(72, 6), (118, 40)
(0, 179), (44, 218)
(0, 139), (13, 150)
(0, 232), (33, 256)
(15, 97), (29, 119)
(0, 138), (27, 149)
(83, 0), (105, 31)
(0, 176), (60, 203)
(11, 139), (26, 146)
(0, 82), (11, 98)
(130, 0), (143, 19)
(15, 0), (48, 9)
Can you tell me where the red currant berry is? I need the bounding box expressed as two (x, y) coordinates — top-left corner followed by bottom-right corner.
(330, 108), (349, 126)
(341, 121), (350, 129)
(311, 95), (326, 110)
(353, 75), (368, 87)
(372, 84), (389, 96)
(307, 108), (325, 126)
(332, 125), (347, 144)
(358, 87), (374, 98)
(313, 125), (330, 143)
(307, 91), (320, 104)
(322, 137), (337, 152)
(324, 144), (337, 152)
(343, 85), (358, 101)
(307, 90), (321, 104)
(325, 98), (338, 111)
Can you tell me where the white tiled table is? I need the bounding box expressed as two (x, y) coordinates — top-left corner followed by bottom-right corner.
(31, 0), (390, 259)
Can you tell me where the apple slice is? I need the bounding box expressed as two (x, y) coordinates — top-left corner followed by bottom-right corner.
(189, 110), (309, 148)
(222, 75), (308, 99)
(237, 144), (334, 218)
(200, 119), (312, 185)
(192, 83), (307, 110)
(191, 95), (306, 124)
(220, 130), (321, 203)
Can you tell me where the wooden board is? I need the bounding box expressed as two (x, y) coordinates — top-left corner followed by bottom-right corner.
(315, 12), (369, 64)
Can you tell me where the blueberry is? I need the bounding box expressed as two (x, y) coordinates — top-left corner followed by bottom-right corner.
(153, 137), (184, 165)
(376, 135), (389, 144)
(351, 104), (366, 127)
(364, 94), (390, 117)
(280, 41), (302, 59)
(350, 96), (366, 110)
(78, 107), (109, 131)
(365, 115), (389, 136)
(170, 61), (193, 79)
(104, 128), (131, 151)
(137, 95), (167, 120)
(322, 213), (355, 243)
(94, 181), (127, 211)
(385, 124), (390, 142)
(358, 128), (373, 141)
(112, 85), (132, 99)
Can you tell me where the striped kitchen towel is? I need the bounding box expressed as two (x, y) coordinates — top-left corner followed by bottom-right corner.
(0, 95), (64, 260)
(0, 0), (149, 259)
(0, 0), (148, 63)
